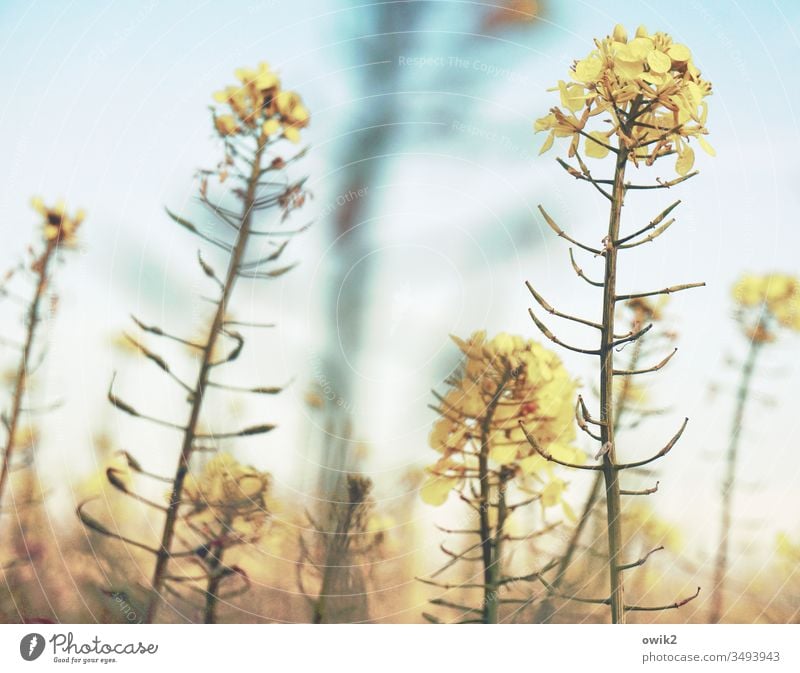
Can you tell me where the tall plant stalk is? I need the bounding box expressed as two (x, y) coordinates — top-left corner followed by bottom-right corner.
(77, 62), (310, 623)
(598, 151), (628, 622)
(708, 272), (800, 621)
(145, 144), (265, 623)
(1, 200), (84, 519)
(536, 304), (650, 623)
(527, 23), (714, 623)
(0, 240), (55, 512)
(420, 332), (577, 624)
(477, 371), (512, 624)
(709, 334), (760, 622)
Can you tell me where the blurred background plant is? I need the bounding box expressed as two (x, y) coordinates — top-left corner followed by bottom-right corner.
(75, 62), (310, 623)
(709, 273), (800, 623)
(0, 199), (84, 622)
(419, 331), (579, 623)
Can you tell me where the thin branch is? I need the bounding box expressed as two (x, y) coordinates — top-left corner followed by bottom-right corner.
(616, 282), (705, 302)
(568, 248), (604, 287)
(615, 200), (681, 246)
(206, 381), (283, 395)
(577, 395), (605, 426)
(615, 417), (689, 470)
(538, 205), (602, 256)
(429, 598), (483, 614)
(528, 309), (600, 355)
(526, 281), (602, 330)
(620, 480), (659, 496)
(556, 156), (612, 201)
(77, 500), (159, 555)
(614, 348), (677, 375)
(537, 576), (610, 606)
(519, 422), (601, 470)
(165, 207), (232, 252)
(107, 375), (187, 431)
(611, 323), (653, 348)
(124, 334), (193, 394)
(625, 586), (701, 611)
(623, 172), (699, 190)
(618, 218), (675, 250)
(194, 423), (275, 439)
(618, 545), (664, 571)
(131, 316), (204, 349)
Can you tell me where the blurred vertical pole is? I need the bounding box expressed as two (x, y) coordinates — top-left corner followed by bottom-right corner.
(318, 2), (429, 486)
(312, 2), (428, 623)
(312, 0), (543, 622)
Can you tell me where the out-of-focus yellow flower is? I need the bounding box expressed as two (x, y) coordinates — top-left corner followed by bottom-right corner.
(182, 452), (270, 539)
(534, 24), (713, 175)
(624, 502), (681, 552)
(214, 114), (240, 136)
(776, 532), (800, 562)
(212, 62), (309, 144)
(420, 331), (579, 509)
(31, 197), (84, 246)
(626, 296), (667, 322)
(732, 272), (800, 341)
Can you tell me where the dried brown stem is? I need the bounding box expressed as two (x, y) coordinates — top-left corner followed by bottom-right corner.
(0, 239), (57, 512)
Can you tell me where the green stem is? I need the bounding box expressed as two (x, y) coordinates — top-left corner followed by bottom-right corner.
(535, 334), (643, 623)
(145, 142), (266, 624)
(600, 149), (628, 624)
(709, 338), (760, 623)
(478, 371), (511, 624)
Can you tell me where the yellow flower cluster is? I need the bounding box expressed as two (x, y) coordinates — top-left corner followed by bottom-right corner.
(212, 62), (310, 143)
(776, 532), (800, 563)
(421, 331), (580, 509)
(535, 24), (713, 175)
(182, 453), (271, 539)
(624, 503), (681, 552)
(31, 197), (84, 246)
(732, 273), (800, 341)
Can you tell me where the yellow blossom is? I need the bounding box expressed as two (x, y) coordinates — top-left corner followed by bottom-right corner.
(732, 272), (800, 340)
(31, 197), (84, 246)
(181, 452), (271, 539)
(212, 63), (310, 143)
(624, 503), (681, 551)
(535, 24), (713, 172)
(214, 114), (240, 136)
(421, 331), (579, 507)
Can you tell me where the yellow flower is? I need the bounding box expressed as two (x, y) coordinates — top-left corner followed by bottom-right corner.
(732, 274), (767, 307)
(283, 126), (301, 143)
(624, 503), (682, 551)
(262, 118), (280, 136)
(776, 532), (800, 562)
(535, 24), (713, 172)
(31, 196), (84, 246)
(212, 64), (309, 143)
(181, 452), (271, 539)
(421, 331), (578, 507)
(236, 61), (280, 92)
(215, 114), (240, 136)
(732, 272), (800, 339)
